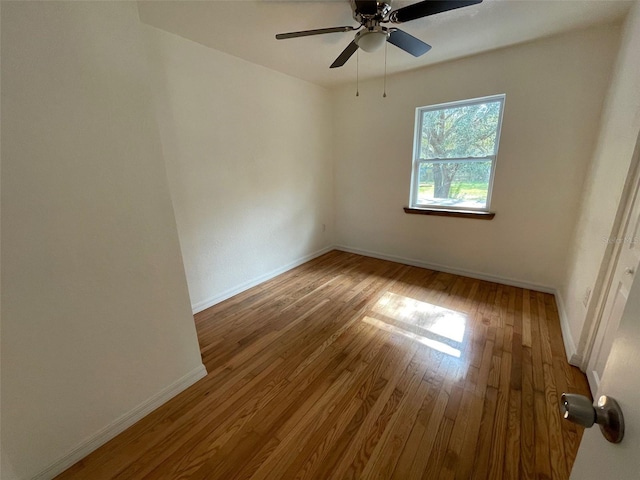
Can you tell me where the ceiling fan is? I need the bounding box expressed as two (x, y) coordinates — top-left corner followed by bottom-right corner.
(276, 0), (482, 68)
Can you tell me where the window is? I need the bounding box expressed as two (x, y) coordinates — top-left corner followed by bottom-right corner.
(409, 94), (505, 212)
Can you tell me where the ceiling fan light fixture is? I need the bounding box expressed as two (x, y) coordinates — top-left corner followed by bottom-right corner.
(355, 28), (389, 53)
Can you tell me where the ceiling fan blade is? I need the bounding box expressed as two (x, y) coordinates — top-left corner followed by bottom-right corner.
(388, 29), (432, 57)
(276, 26), (356, 40)
(389, 0), (482, 24)
(354, 0), (379, 16)
(330, 41), (359, 68)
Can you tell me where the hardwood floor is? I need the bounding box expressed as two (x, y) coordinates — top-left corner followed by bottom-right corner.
(58, 251), (591, 479)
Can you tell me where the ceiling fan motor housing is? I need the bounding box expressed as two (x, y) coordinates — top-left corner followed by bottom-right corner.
(351, 0), (393, 24)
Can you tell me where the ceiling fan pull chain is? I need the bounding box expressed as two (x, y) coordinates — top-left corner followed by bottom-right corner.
(383, 41), (388, 98)
(356, 49), (360, 97)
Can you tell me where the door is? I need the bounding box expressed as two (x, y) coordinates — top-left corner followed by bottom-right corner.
(570, 268), (640, 478)
(585, 148), (640, 396)
(585, 205), (640, 394)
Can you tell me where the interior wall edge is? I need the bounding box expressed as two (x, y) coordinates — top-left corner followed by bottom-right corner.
(31, 364), (207, 480)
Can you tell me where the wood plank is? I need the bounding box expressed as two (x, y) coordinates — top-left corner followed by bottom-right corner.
(327, 344), (420, 480)
(522, 289), (533, 348)
(389, 382), (441, 480)
(282, 348), (394, 480)
(359, 372), (430, 480)
(544, 363), (568, 480)
(534, 390), (553, 479)
(505, 332), (523, 479)
(520, 346), (536, 480)
(504, 389), (522, 479)
(470, 386), (498, 480)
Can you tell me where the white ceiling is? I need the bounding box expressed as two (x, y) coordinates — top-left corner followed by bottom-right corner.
(138, 0), (632, 87)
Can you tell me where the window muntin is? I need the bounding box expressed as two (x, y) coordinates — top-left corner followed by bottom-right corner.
(410, 95), (505, 211)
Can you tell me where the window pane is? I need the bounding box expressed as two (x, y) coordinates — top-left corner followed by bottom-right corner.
(420, 100), (502, 159)
(417, 160), (491, 209)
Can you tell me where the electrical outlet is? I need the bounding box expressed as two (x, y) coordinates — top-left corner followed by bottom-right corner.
(583, 287), (591, 308)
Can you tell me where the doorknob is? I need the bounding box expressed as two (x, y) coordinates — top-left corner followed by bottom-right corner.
(624, 267), (634, 275)
(561, 393), (625, 443)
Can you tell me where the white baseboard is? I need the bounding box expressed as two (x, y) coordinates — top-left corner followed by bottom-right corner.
(334, 245), (556, 293)
(34, 364), (207, 480)
(191, 245), (334, 314)
(554, 290), (583, 367)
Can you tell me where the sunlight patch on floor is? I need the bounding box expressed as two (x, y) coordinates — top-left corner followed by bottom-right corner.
(362, 316), (462, 358)
(373, 291), (467, 343)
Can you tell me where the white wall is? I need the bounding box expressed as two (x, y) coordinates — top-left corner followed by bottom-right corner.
(142, 25), (334, 313)
(561, 1), (640, 360)
(332, 24), (620, 291)
(1, 3), (205, 479)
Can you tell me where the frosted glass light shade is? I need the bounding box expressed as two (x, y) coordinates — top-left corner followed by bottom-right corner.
(356, 30), (387, 52)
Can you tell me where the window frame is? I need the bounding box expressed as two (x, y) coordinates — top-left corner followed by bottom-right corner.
(409, 94), (506, 213)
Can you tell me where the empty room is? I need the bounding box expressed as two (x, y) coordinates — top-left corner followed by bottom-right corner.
(3, 0), (640, 479)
